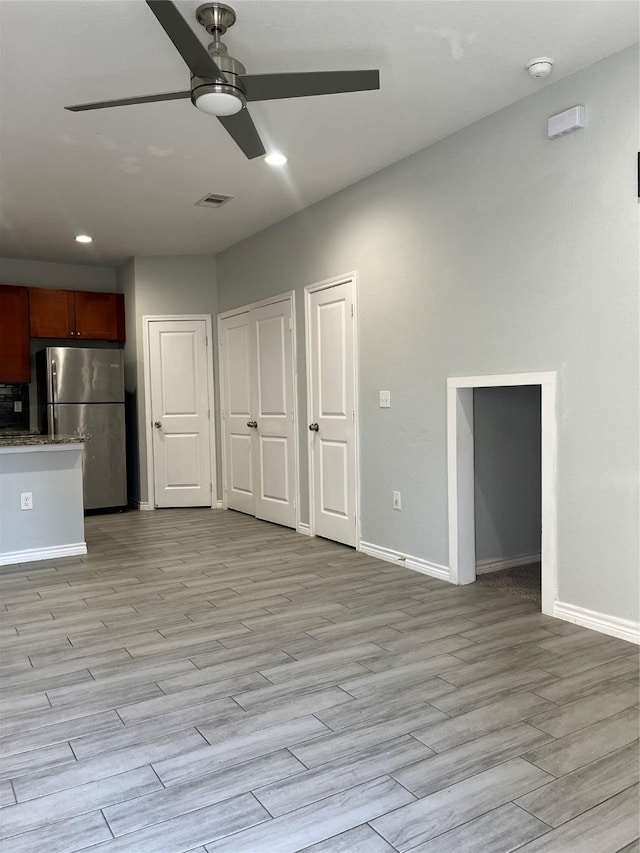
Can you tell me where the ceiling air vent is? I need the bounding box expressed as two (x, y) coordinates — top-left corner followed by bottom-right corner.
(195, 192), (233, 209)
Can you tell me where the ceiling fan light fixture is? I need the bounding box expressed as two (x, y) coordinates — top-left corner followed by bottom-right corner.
(194, 88), (244, 116)
(191, 78), (246, 116)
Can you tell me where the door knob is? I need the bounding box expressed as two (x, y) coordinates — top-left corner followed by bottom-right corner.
(247, 420), (258, 428)
(309, 423), (319, 432)
(154, 421), (162, 429)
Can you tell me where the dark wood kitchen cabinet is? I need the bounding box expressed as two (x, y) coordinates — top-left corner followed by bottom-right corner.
(28, 288), (75, 339)
(0, 285), (31, 382)
(29, 288), (125, 342)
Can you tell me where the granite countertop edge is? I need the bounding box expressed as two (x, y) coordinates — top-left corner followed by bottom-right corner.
(0, 435), (88, 447)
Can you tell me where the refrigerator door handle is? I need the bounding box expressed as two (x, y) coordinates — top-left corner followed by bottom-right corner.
(51, 361), (58, 437)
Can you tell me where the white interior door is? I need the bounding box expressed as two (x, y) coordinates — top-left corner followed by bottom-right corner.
(307, 280), (357, 546)
(219, 312), (255, 515)
(148, 319), (212, 508)
(252, 299), (296, 528)
(220, 297), (297, 528)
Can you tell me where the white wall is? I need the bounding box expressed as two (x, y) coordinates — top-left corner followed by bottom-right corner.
(121, 255), (218, 506)
(474, 386), (541, 564)
(216, 47), (639, 624)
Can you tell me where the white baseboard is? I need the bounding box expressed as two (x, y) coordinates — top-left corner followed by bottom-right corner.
(215, 500), (223, 509)
(0, 542), (87, 567)
(129, 499), (154, 511)
(475, 552), (541, 575)
(554, 601), (639, 645)
(297, 522), (312, 536)
(359, 540), (450, 583)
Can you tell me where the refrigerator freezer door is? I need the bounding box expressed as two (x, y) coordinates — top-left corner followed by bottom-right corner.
(47, 347), (124, 404)
(54, 403), (127, 509)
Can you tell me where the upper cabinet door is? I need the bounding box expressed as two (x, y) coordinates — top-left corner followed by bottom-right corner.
(29, 288), (126, 342)
(0, 285), (30, 382)
(75, 292), (125, 342)
(29, 288), (76, 338)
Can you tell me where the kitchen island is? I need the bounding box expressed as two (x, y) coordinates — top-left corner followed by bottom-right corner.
(0, 436), (86, 566)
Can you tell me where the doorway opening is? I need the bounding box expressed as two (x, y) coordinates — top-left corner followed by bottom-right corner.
(473, 385), (541, 606)
(447, 372), (557, 616)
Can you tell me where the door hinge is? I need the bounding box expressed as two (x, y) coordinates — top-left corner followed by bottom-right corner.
(350, 303), (354, 318)
(205, 335), (208, 347)
(288, 317), (292, 331)
(352, 409), (355, 422)
(353, 514), (357, 526)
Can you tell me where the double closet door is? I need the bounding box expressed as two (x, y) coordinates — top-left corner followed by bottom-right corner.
(219, 297), (297, 529)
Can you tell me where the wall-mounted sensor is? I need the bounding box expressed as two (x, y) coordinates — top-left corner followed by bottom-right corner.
(548, 105), (585, 139)
(527, 57), (554, 79)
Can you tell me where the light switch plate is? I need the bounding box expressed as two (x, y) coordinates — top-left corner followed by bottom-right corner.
(379, 391), (391, 408)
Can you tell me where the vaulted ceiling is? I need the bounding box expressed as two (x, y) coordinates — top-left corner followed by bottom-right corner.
(0, 0), (636, 265)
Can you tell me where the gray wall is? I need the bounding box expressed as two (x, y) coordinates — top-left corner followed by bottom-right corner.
(474, 386), (541, 564)
(0, 446), (85, 557)
(0, 257), (117, 292)
(121, 255), (218, 505)
(216, 47), (639, 623)
(118, 259), (139, 502)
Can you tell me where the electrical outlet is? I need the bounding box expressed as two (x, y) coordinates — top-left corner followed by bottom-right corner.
(392, 490), (401, 510)
(379, 391), (391, 408)
(20, 492), (33, 511)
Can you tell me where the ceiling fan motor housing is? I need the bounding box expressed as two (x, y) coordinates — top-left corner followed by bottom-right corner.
(191, 42), (247, 111)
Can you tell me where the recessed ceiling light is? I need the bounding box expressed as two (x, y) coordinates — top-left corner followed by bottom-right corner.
(75, 234), (93, 243)
(265, 153), (287, 166)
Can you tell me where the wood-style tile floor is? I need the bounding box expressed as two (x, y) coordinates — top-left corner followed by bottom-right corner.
(0, 508), (638, 852)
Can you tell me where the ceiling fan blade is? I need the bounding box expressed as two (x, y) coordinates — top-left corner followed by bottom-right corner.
(146, 0), (225, 82)
(65, 91), (191, 112)
(217, 109), (266, 160)
(241, 70), (380, 103)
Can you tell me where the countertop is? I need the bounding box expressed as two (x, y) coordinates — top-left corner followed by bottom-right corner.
(0, 434), (87, 448)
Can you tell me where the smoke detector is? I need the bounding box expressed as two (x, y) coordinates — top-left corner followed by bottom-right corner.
(527, 57), (554, 79)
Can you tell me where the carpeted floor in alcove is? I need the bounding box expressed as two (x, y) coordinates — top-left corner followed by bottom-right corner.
(475, 561), (542, 607)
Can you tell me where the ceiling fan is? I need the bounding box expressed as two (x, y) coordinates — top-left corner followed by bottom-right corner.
(65, 0), (380, 160)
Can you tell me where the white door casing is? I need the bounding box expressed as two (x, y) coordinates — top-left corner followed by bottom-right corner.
(447, 371), (557, 616)
(218, 293), (298, 529)
(145, 318), (214, 508)
(219, 312), (255, 515)
(306, 276), (358, 547)
(252, 299), (296, 527)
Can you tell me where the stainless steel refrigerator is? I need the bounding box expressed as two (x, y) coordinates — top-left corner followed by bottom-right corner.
(36, 347), (127, 510)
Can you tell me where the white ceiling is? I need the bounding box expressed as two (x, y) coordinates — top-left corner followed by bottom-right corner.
(0, 0), (637, 266)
